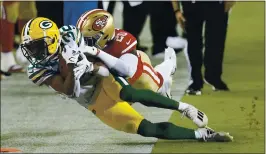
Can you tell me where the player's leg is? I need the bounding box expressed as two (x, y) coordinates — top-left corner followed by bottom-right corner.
(89, 88), (232, 142)
(137, 49), (176, 98)
(88, 83), (144, 133)
(0, 2), (24, 73)
(18, 2), (37, 33)
(154, 47), (177, 98)
(16, 2), (37, 66)
(112, 74), (208, 128)
(125, 51), (163, 92)
(137, 119), (233, 142)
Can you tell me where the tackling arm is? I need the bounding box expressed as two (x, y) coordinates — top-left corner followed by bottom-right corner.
(82, 46), (136, 77)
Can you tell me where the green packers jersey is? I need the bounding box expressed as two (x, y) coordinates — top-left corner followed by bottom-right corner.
(27, 25), (85, 86)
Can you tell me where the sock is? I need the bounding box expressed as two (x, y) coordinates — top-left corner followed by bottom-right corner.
(155, 60), (174, 96)
(194, 130), (202, 139)
(137, 119), (196, 140)
(154, 59), (173, 80)
(120, 86), (179, 110)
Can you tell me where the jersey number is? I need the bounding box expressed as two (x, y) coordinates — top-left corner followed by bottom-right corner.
(115, 32), (127, 42)
(61, 26), (75, 43)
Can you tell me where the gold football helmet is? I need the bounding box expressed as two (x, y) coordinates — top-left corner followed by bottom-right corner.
(76, 9), (115, 49)
(20, 17), (61, 65)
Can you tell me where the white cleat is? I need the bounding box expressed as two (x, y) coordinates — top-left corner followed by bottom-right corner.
(164, 47), (177, 75)
(158, 76), (173, 99)
(196, 127), (234, 142)
(181, 104), (208, 128)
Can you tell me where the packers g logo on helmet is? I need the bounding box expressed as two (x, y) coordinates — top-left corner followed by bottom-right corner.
(39, 20), (53, 29)
(20, 17), (61, 66)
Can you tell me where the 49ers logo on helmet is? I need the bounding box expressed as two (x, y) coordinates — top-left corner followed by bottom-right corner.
(92, 15), (108, 31)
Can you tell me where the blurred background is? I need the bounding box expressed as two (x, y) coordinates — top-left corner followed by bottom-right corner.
(0, 1), (187, 76)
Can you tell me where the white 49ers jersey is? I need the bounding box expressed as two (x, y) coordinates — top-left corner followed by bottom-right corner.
(103, 29), (137, 58)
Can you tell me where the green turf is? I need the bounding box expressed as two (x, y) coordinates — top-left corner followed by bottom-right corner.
(152, 2), (265, 153)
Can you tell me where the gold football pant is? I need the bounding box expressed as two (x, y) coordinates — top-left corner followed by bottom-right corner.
(87, 75), (144, 134)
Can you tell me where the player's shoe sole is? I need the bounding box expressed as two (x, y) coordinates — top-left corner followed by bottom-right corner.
(197, 126), (234, 142)
(210, 132), (234, 142)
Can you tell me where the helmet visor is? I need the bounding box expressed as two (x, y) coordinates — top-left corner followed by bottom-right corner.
(84, 36), (97, 47)
(84, 32), (104, 48)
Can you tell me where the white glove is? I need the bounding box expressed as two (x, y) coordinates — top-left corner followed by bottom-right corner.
(73, 52), (94, 80)
(80, 45), (100, 56)
(62, 40), (80, 64)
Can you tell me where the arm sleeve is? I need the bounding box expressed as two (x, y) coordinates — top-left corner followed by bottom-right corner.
(97, 50), (137, 77)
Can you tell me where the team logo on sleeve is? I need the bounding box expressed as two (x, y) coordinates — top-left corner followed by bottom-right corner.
(39, 20), (53, 29)
(92, 15), (108, 31)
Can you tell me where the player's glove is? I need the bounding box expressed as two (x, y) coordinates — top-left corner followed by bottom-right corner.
(80, 45), (100, 56)
(73, 52), (94, 80)
(62, 40), (80, 64)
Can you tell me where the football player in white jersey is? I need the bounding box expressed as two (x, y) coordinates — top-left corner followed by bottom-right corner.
(20, 17), (233, 142)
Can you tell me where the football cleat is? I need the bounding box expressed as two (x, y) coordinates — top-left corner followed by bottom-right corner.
(181, 104), (208, 128)
(185, 88), (202, 96)
(196, 127), (234, 142)
(164, 47), (177, 76)
(204, 78), (230, 91)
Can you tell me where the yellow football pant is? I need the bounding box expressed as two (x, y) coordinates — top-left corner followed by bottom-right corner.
(87, 75), (144, 134)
